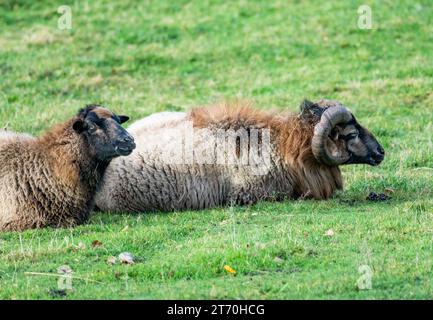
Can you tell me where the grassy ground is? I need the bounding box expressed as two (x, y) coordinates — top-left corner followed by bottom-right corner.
(0, 0), (432, 299)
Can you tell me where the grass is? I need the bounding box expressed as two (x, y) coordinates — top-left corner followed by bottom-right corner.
(0, 0), (432, 299)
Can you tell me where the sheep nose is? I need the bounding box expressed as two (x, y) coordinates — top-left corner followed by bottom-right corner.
(121, 136), (134, 144)
(124, 138), (135, 149)
(119, 132), (134, 144)
(115, 134), (136, 156)
(372, 146), (385, 163)
(377, 146), (385, 155)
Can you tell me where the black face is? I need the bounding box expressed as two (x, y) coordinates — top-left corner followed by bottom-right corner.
(300, 99), (385, 167)
(332, 117), (385, 166)
(73, 106), (136, 162)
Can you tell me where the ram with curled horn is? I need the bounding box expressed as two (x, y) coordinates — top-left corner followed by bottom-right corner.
(94, 99), (385, 212)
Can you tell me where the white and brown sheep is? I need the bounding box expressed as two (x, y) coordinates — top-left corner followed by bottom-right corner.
(95, 99), (384, 212)
(0, 105), (135, 232)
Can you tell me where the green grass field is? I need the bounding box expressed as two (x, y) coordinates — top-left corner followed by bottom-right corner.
(0, 0), (432, 299)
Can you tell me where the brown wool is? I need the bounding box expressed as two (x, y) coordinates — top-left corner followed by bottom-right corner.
(1, 119), (103, 231)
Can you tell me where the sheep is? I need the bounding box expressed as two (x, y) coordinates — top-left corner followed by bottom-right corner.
(95, 99), (384, 212)
(0, 105), (135, 232)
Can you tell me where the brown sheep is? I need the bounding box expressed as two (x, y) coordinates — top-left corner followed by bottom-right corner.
(0, 105), (135, 232)
(95, 99), (384, 212)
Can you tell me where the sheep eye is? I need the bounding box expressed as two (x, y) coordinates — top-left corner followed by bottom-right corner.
(88, 124), (97, 133)
(347, 133), (358, 139)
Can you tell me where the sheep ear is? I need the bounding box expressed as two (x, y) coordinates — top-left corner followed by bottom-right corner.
(300, 99), (315, 110)
(119, 115), (130, 124)
(299, 99), (323, 119)
(72, 119), (87, 133)
(330, 126), (341, 141)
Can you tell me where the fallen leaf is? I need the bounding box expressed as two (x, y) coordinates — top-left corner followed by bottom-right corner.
(209, 285), (218, 298)
(76, 242), (86, 250)
(91, 240), (103, 248)
(254, 242), (266, 249)
(274, 257), (284, 264)
(325, 229), (335, 237)
(119, 252), (134, 264)
(107, 256), (117, 265)
(224, 265), (236, 274)
(57, 265), (72, 274)
(384, 188), (395, 195)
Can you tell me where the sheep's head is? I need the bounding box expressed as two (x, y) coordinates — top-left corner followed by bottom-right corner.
(73, 105), (136, 161)
(300, 99), (384, 167)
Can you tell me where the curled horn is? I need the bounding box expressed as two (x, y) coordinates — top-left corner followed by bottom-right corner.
(311, 105), (352, 166)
